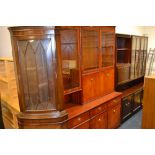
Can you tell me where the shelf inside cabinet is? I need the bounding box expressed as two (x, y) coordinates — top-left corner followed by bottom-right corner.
(117, 48), (130, 51)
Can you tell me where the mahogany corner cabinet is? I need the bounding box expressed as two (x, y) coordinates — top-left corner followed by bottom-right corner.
(8, 26), (122, 129)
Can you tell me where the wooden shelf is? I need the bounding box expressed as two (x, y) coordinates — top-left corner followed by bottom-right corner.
(117, 48), (130, 51)
(121, 82), (143, 98)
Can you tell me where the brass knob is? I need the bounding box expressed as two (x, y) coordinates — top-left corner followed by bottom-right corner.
(91, 78), (94, 81)
(106, 73), (110, 77)
(113, 109), (116, 113)
(98, 118), (101, 121)
(98, 107), (102, 111)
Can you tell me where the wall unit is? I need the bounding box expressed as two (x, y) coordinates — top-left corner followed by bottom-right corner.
(81, 27), (115, 103)
(4, 26), (122, 129)
(116, 34), (148, 123)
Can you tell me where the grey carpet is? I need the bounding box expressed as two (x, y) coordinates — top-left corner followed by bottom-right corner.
(118, 110), (142, 129)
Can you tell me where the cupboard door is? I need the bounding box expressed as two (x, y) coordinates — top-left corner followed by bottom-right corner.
(82, 72), (100, 103)
(122, 95), (133, 121)
(133, 90), (142, 112)
(82, 74), (93, 102)
(100, 68), (114, 95)
(101, 32), (115, 67)
(81, 28), (100, 72)
(108, 104), (121, 129)
(90, 112), (107, 129)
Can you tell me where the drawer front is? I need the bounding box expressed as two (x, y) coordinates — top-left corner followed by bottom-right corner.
(68, 112), (89, 128)
(74, 120), (90, 129)
(108, 97), (121, 109)
(90, 103), (107, 117)
(90, 112), (107, 129)
(108, 104), (121, 129)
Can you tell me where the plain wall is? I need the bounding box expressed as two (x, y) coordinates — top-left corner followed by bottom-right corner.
(116, 26), (145, 36)
(0, 26), (12, 57)
(0, 26), (154, 58)
(143, 26), (155, 50)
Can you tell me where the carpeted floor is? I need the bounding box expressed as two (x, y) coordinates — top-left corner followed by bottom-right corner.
(118, 110), (142, 129)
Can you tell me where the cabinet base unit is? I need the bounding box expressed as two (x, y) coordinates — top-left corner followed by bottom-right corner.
(66, 92), (122, 129)
(120, 83), (143, 123)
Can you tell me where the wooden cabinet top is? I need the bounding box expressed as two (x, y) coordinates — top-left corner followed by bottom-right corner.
(66, 92), (122, 120)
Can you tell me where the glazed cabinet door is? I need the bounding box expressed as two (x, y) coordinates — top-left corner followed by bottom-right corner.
(108, 104), (121, 129)
(57, 28), (81, 93)
(133, 90), (142, 112)
(101, 29), (115, 68)
(100, 67), (114, 95)
(16, 36), (58, 111)
(81, 27), (100, 72)
(90, 112), (107, 129)
(122, 94), (133, 121)
(82, 72), (100, 103)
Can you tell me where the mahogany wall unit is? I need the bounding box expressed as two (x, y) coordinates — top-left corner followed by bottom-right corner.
(7, 26), (122, 129)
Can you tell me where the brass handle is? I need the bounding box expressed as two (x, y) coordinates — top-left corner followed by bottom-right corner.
(78, 117), (81, 121)
(113, 99), (118, 103)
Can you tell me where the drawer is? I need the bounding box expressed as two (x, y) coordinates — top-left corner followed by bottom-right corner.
(74, 120), (90, 129)
(68, 112), (89, 129)
(108, 97), (121, 109)
(90, 103), (107, 117)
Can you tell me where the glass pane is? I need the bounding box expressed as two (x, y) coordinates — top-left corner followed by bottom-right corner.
(136, 37), (140, 50)
(17, 38), (56, 111)
(59, 29), (80, 90)
(81, 30), (99, 71)
(102, 33), (114, 67)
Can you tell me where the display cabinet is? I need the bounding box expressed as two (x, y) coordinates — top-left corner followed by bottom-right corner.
(9, 27), (68, 129)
